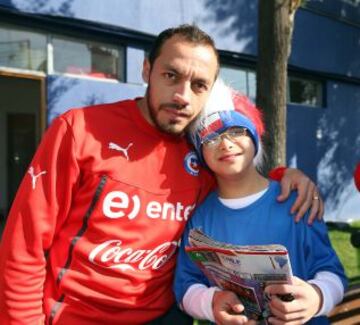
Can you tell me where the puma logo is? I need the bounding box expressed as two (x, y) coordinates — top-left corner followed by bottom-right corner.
(28, 166), (47, 190)
(108, 142), (133, 161)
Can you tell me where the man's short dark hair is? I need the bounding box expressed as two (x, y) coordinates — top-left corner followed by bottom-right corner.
(147, 24), (219, 74)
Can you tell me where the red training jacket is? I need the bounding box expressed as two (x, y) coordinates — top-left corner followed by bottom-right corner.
(0, 100), (213, 324)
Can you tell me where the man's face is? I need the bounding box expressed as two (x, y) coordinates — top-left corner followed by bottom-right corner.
(141, 36), (218, 135)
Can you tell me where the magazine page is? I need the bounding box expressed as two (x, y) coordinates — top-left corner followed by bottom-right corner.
(186, 229), (293, 324)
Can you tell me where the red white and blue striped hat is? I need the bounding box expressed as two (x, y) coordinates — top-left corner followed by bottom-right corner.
(188, 78), (265, 166)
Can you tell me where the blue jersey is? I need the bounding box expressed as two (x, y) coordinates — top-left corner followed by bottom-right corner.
(174, 181), (347, 325)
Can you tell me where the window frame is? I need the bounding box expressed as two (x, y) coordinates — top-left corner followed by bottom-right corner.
(287, 75), (325, 108)
(50, 33), (125, 82)
(0, 8), (154, 82)
(0, 22), (48, 73)
(219, 56), (326, 108)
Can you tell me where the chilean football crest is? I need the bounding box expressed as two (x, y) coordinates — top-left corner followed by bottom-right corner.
(184, 151), (200, 176)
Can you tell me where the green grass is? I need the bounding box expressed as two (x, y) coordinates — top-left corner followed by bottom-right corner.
(328, 220), (360, 286)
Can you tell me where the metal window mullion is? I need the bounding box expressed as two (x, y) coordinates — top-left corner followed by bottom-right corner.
(121, 46), (126, 82)
(246, 70), (250, 97)
(286, 77), (291, 104)
(47, 34), (54, 74)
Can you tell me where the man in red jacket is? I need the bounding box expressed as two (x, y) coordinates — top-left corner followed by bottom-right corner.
(0, 24), (322, 325)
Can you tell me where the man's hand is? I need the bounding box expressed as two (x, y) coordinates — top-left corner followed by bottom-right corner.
(212, 290), (256, 325)
(265, 276), (322, 325)
(277, 168), (324, 223)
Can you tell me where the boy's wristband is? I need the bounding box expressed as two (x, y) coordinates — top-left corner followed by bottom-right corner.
(268, 166), (287, 181)
(354, 163), (360, 192)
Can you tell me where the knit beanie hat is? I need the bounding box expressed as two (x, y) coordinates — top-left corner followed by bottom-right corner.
(188, 78), (264, 167)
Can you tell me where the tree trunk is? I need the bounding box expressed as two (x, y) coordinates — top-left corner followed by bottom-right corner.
(256, 0), (300, 174)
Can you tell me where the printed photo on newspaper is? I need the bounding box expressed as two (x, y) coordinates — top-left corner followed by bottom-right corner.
(185, 229), (293, 324)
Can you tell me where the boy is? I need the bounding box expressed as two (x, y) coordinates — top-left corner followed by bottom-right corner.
(174, 80), (347, 324)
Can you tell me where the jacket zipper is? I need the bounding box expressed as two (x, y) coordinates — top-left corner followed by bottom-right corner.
(48, 175), (107, 325)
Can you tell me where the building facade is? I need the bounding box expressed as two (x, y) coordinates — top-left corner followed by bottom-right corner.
(0, 0), (359, 223)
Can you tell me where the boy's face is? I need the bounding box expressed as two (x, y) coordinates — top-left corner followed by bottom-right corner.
(141, 35), (218, 135)
(202, 127), (256, 178)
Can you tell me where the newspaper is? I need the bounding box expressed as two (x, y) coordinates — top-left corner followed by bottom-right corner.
(186, 229), (293, 324)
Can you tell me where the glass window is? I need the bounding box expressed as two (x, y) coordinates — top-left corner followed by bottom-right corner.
(53, 36), (124, 80)
(247, 71), (257, 100)
(220, 65), (247, 94)
(220, 65), (257, 100)
(0, 25), (47, 71)
(288, 77), (323, 107)
(220, 64), (324, 108)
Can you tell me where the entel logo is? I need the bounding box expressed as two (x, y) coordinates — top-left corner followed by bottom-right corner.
(102, 191), (195, 221)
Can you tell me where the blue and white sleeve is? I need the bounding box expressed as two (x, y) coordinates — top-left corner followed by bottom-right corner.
(305, 219), (348, 314)
(173, 216), (211, 306)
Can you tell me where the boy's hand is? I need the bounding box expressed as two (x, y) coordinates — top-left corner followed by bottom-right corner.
(212, 290), (256, 325)
(277, 168), (324, 224)
(265, 276), (322, 325)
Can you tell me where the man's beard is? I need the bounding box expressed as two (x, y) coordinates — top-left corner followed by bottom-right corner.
(146, 86), (187, 136)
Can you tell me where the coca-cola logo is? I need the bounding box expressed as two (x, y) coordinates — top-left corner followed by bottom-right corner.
(88, 239), (179, 271)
